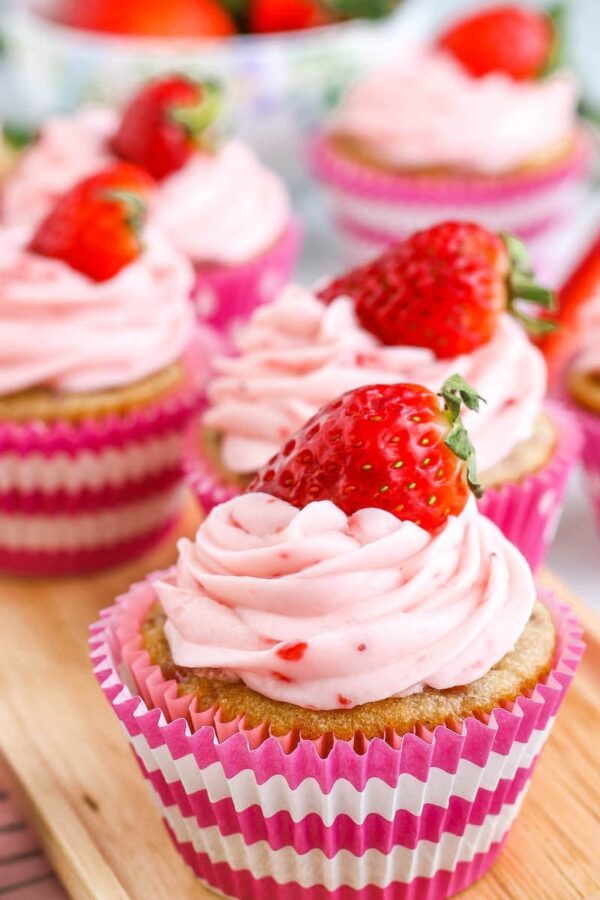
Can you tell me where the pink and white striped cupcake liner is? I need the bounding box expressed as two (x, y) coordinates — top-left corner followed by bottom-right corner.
(566, 402), (600, 532)
(309, 132), (594, 275)
(91, 576), (582, 899)
(0, 369), (204, 577)
(185, 404), (581, 567)
(479, 404), (582, 571)
(190, 220), (302, 335)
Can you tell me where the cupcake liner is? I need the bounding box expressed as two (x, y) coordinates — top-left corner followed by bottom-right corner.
(478, 404), (582, 572)
(190, 220), (302, 335)
(566, 402), (600, 531)
(183, 424), (242, 516)
(309, 132), (594, 269)
(0, 363), (204, 577)
(91, 573), (583, 899)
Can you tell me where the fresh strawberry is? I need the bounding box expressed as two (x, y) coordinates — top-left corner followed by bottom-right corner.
(437, 5), (555, 81)
(28, 163), (154, 282)
(49, 0), (236, 38)
(318, 222), (555, 359)
(248, 375), (483, 534)
(112, 75), (221, 181)
(249, 0), (334, 33)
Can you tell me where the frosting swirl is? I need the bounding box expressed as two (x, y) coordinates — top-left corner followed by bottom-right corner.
(0, 225), (194, 394)
(157, 494), (535, 709)
(204, 286), (547, 474)
(150, 140), (290, 265)
(2, 108), (116, 228)
(329, 49), (578, 175)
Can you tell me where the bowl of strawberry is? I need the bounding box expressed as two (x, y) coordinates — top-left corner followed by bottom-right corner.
(3, 0), (415, 180)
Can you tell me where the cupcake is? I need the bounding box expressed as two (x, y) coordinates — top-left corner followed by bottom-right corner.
(565, 297), (600, 529)
(310, 5), (592, 277)
(93, 378), (583, 898)
(0, 163), (202, 576)
(2, 75), (300, 333)
(187, 223), (580, 569)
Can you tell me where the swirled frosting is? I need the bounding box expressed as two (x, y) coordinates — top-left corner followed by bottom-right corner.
(2, 108), (116, 228)
(204, 286), (547, 474)
(157, 493), (535, 709)
(329, 48), (578, 175)
(150, 140), (290, 265)
(0, 225), (194, 394)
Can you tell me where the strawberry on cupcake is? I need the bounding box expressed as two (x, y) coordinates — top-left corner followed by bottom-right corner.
(0, 163), (201, 576)
(2, 75), (300, 333)
(93, 375), (583, 897)
(188, 221), (580, 569)
(311, 4), (592, 281)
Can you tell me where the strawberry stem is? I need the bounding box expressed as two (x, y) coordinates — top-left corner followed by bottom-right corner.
(439, 375), (484, 499)
(321, 0), (400, 18)
(542, 3), (567, 77)
(501, 232), (557, 335)
(170, 81), (222, 148)
(102, 189), (147, 233)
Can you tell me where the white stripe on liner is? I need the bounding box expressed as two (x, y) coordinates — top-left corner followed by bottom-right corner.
(0, 487), (183, 551)
(0, 432), (183, 494)
(128, 718), (552, 825)
(156, 791), (526, 890)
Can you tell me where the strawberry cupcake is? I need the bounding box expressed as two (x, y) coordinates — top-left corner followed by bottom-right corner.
(93, 378), (583, 899)
(187, 223), (580, 570)
(0, 163), (202, 576)
(310, 5), (592, 277)
(2, 76), (300, 334)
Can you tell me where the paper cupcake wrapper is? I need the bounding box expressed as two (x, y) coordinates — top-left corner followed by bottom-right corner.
(566, 401), (600, 531)
(0, 362), (204, 576)
(190, 220), (302, 335)
(91, 574), (583, 899)
(478, 404), (581, 572)
(309, 132), (594, 270)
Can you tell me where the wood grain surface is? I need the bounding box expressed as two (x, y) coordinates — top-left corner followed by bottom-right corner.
(0, 498), (598, 899)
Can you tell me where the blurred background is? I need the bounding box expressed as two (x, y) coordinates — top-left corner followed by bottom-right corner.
(0, 0), (598, 607)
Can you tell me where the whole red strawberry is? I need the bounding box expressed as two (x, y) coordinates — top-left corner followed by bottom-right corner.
(112, 75), (222, 181)
(248, 375), (483, 534)
(437, 5), (555, 81)
(48, 0), (236, 38)
(28, 163), (155, 282)
(318, 222), (555, 358)
(249, 0), (334, 32)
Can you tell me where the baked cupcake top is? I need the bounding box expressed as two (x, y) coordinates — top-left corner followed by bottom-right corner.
(158, 379), (535, 710)
(328, 48), (577, 176)
(0, 165), (193, 395)
(3, 76), (290, 264)
(204, 226), (548, 477)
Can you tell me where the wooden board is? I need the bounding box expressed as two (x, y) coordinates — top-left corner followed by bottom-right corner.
(0, 499), (598, 900)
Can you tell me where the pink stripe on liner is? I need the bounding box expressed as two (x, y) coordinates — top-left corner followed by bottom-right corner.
(479, 403), (581, 571)
(135, 753), (536, 853)
(309, 131), (594, 206)
(565, 400), (600, 531)
(191, 219), (302, 334)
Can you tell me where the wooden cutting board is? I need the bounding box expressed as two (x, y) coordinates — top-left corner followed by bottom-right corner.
(0, 498), (598, 900)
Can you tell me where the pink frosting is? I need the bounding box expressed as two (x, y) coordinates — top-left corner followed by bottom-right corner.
(573, 290), (600, 373)
(204, 286), (547, 474)
(156, 494), (535, 709)
(2, 107), (115, 228)
(329, 49), (578, 175)
(3, 109), (290, 265)
(150, 141), (291, 266)
(0, 225), (194, 394)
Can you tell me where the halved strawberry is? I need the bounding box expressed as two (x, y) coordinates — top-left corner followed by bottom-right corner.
(112, 75), (222, 180)
(248, 375), (483, 534)
(437, 5), (556, 81)
(318, 222), (555, 359)
(28, 163), (155, 282)
(248, 0), (334, 32)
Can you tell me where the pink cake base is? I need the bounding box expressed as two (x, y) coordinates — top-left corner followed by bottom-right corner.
(309, 131), (594, 271)
(190, 220), (302, 334)
(91, 573), (583, 899)
(0, 354), (204, 577)
(479, 404), (581, 571)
